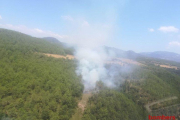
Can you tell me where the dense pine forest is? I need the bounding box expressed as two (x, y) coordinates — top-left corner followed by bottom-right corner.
(82, 64), (180, 120)
(0, 28), (83, 120)
(0, 28), (180, 120)
(82, 89), (146, 120)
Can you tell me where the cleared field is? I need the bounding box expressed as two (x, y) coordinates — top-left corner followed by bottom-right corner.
(159, 64), (177, 70)
(154, 63), (178, 70)
(106, 58), (144, 66)
(43, 53), (75, 59)
(43, 53), (144, 66)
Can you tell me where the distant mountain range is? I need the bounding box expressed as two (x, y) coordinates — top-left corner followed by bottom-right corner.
(103, 47), (180, 63)
(103, 46), (141, 59)
(140, 51), (180, 63)
(43, 37), (180, 63)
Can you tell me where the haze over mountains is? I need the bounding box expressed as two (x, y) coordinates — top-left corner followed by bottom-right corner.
(140, 51), (180, 63)
(43, 37), (180, 63)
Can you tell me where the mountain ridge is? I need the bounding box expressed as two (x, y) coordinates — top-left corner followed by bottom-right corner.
(42, 36), (180, 63)
(140, 51), (180, 63)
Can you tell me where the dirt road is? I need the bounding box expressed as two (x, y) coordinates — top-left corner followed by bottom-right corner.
(70, 93), (92, 120)
(144, 96), (178, 112)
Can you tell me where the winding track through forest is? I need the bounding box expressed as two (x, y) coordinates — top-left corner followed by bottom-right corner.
(70, 93), (92, 120)
(144, 96), (178, 112)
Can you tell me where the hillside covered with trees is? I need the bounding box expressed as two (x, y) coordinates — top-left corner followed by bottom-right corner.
(0, 28), (83, 120)
(0, 28), (180, 120)
(82, 63), (180, 120)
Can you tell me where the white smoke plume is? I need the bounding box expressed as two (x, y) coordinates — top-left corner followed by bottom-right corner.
(62, 16), (118, 91)
(75, 47), (116, 91)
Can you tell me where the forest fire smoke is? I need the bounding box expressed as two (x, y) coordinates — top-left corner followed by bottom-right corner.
(62, 15), (118, 91)
(75, 47), (116, 91)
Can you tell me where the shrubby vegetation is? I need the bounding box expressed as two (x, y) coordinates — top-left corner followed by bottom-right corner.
(82, 89), (146, 120)
(0, 29), (83, 120)
(82, 64), (180, 120)
(150, 99), (180, 110)
(122, 66), (180, 103)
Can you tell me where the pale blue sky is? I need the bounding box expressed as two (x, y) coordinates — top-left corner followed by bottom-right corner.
(0, 0), (180, 53)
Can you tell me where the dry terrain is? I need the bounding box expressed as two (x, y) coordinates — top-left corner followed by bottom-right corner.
(43, 53), (75, 59)
(43, 53), (145, 66)
(106, 58), (144, 66)
(70, 93), (92, 120)
(155, 64), (178, 70)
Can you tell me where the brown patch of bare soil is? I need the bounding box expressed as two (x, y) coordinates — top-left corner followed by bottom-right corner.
(106, 58), (144, 66)
(78, 93), (92, 113)
(43, 53), (144, 66)
(117, 58), (144, 65)
(43, 53), (75, 59)
(155, 64), (178, 70)
(70, 93), (92, 120)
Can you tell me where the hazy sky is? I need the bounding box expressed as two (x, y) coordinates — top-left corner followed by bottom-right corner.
(0, 0), (180, 53)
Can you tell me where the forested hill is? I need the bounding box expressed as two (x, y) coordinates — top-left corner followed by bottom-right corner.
(0, 28), (73, 55)
(1, 28), (180, 120)
(0, 28), (83, 120)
